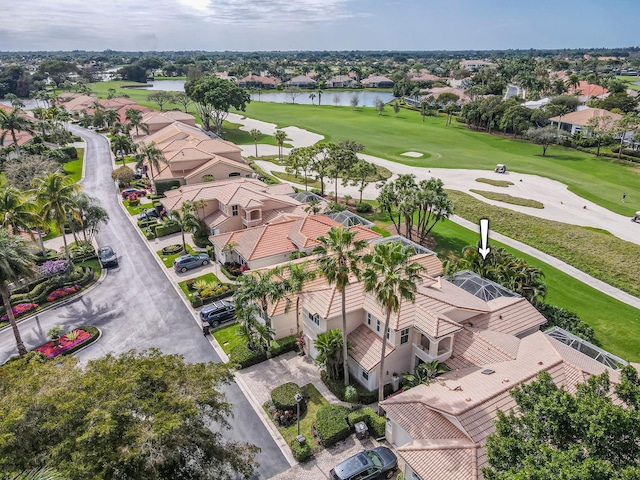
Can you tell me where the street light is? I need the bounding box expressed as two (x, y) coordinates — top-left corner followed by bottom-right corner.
(294, 393), (304, 437)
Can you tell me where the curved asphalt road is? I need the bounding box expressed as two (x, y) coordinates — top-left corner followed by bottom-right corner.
(0, 125), (288, 479)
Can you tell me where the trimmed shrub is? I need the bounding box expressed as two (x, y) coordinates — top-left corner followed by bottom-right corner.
(344, 386), (359, 404)
(269, 334), (299, 357)
(229, 343), (268, 369)
(290, 439), (312, 462)
(161, 244), (184, 255)
(355, 202), (373, 213)
(154, 222), (181, 237)
(193, 234), (213, 248)
(315, 404), (351, 447)
(190, 295), (203, 308)
(137, 219), (157, 229)
(60, 325), (100, 356)
(271, 382), (304, 412)
(347, 407), (386, 438)
(144, 228), (156, 240)
(206, 245), (216, 260)
(223, 262), (243, 277)
(320, 370), (392, 405)
(127, 197), (140, 207)
(61, 146), (78, 160)
(155, 180), (181, 195)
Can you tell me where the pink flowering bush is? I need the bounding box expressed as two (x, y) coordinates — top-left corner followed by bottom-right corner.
(0, 303), (39, 322)
(46, 285), (82, 302)
(35, 328), (92, 359)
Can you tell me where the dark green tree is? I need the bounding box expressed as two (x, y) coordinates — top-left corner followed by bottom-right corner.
(185, 76), (250, 134)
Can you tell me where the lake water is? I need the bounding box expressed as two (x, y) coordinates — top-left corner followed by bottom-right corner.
(139, 80), (396, 107)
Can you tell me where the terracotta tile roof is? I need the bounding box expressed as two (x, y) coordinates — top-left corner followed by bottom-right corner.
(238, 74), (279, 86)
(347, 324), (395, 371)
(382, 403), (467, 440)
(361, 75), (394, 85)
(447, 328), (519, 370)
(549, 107), (622, 127)
(117, 104), (150, 123)
(570, 81), (609, 98)
(413, 305), (463, 339)
(203, 210), (228, 229)
(288, 75), (317, 85)
(398, 440), (478, 480)
(471, 297), (547, 336)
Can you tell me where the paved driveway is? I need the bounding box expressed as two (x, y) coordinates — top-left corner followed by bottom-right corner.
(0, 126), (289, 479)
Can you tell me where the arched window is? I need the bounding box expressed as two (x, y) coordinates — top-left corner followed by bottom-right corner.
(202, 174), (215, 182)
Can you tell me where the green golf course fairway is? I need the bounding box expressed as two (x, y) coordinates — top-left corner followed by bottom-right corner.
(240, 101), (640, 217)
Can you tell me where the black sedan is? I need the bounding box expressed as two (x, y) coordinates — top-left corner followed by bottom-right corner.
(98, 246), (118, 268)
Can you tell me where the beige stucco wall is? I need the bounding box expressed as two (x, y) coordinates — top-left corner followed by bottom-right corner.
(271, 310), (297, 340)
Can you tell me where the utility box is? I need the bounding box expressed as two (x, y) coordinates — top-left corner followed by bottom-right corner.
(355, 421), (369, 440)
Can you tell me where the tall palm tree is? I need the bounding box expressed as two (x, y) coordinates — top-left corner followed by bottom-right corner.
(235, 268), (287, 328)
(32, 172), (80, 261)
(0, 187), (39, 241)
(274, 130), (287, 162)
(111, 134), (135, 166)
(309, 93), (317, 105)
(0, 229), (37, 357)
(249, 128), (261, 157)
(235, 302), (261, 351)
(0, 109), (33, 154)
(313, 226), (367, 386)
(104, 109), (119, 128)
(125, 108), (149, 137)
(137, 141), (167, 193)
(168, 208), (200, 253)
(283, 262), (316, 335)
(194, 198), (208, 219)
(362, 241), (424, 409)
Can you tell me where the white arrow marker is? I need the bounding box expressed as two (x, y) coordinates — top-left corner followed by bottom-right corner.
(479, 218), (491, 259)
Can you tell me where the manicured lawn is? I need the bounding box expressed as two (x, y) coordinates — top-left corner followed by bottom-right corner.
(469, 189), (544, 209)
(177, 272), (222, 298)
(78, 258), (102, 278)
(239, 102), (640, 217)
(63, 148), (84, 182)
(273, 171), (321, 189)
(475, 177), (514, 187)
(212, 323), (243, 355)
(157, 244), (195, 268)
(122, 199), (145, 216)
(267, 383), (329, 454)
(249, 162), (281, 185)
(617, 75), (640, 91)
(371, 225), (391, 237)
(221, 120), (293, 148)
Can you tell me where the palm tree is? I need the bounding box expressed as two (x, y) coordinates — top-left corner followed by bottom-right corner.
(0, 109), (33, 154)
(32, 172), (80, 261)
(313, 226), (367, 386)
(254, 322), (275, 353)
(283, 262), (316, 335)
(274, 130), (287, 162)
(314, 329), (346, 380)
(104, 109), (119, 128)
(235, 268), (287, 328)
(4, 468), (65, 479)
(309, 93), (317, 105)
(137, 142), (167, 193)
(125, 108), (149, 137)
(304, 198), (322, 215)
(0, 229), (37, 356)
(403, 361), (448, 389)
(317, 89), (324, 106)
(194, 198), (208, 219)
(236, 303), (261, 351)
(0, 187), (39, 242)
(362, 241), (424, 409)
(168, 207), (200, 253)
(565, 73), (580, 91)
(249, 128), (261, 157)
(111, 134), (135, 166)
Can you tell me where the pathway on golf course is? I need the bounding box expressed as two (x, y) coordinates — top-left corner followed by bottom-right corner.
(226, 113), (640, 310)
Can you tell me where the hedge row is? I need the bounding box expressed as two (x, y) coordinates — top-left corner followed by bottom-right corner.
(320, 370), (394, 405)
(154, 222), (182, 237)
(229, 334), (299, 369)
(271, 382), (304, 411)
(5, 267), (94, 311)
(315, 404), (351, 447)
(189, 286), (236, 308)
(347, 407), (386, 438)
(155, 180), (181, 195)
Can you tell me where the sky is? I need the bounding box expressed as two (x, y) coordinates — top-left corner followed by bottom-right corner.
(2, 0), (639, 52)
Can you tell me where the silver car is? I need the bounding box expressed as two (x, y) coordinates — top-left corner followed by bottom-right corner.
(173, 253), (210, 273)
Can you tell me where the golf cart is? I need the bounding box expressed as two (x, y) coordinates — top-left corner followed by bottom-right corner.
(495, 164), (507, 174)
(632, 211), (640, 223)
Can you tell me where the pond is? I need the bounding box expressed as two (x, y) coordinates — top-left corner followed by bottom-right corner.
(137, 80), (397, 107)
(250, 90), (396, 107)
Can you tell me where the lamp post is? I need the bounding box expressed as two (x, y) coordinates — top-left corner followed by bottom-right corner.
(294, 393), (303, 437)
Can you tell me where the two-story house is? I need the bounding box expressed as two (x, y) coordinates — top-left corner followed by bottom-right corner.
(160, 178), (308, 235)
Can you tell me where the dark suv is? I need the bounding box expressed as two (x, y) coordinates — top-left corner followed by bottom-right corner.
(330, 447), (397, 480)
(200, 300), (236, 327)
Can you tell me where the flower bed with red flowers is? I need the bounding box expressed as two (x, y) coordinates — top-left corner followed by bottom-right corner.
(46, 285), (82, 302)
(0, 303), (39, 323)
(34, 326), (99, 359)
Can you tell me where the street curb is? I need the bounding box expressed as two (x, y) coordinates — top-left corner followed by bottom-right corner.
(234, 372), (297, 467)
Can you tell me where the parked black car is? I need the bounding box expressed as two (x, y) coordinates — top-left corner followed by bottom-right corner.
(137, 208), (160, 221)
(199, 300), (236, 327)
(330, 447), (397, 480)
(98, 246), (118, 268)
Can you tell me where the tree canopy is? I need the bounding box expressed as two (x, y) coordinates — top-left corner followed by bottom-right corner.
(185, 76), (250, 134)
(483, 366), (640, 480)
(0, 350), (259, 479)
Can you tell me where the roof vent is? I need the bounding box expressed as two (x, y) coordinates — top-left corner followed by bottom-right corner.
(481, 369), (495, 375)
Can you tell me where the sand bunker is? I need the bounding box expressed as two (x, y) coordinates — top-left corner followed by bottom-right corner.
(400, 151), (423, 157)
